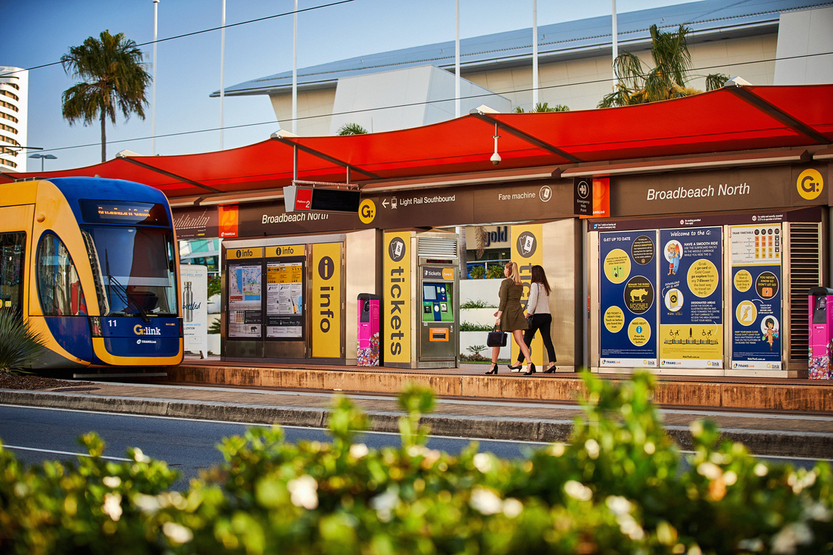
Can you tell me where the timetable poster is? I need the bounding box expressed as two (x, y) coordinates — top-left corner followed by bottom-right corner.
(659, 227), (723, 369)
(228, 263), (262, 338)
(730, 224), (782, 370)
(266, 261), (304, 338)
(600, 231), (657, 367)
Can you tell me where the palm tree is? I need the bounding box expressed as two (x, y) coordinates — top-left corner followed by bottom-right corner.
(514, 102), (570, 113)
(61, 30), (152, 162)
(598, 24), (728, 108)
(337, 123), (368, 135)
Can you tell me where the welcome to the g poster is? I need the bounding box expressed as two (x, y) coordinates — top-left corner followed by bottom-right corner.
(599, 231), (657, 367)
(658, 227), (723, 369)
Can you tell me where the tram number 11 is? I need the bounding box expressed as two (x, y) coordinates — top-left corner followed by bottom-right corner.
(107, 319), (118, 328)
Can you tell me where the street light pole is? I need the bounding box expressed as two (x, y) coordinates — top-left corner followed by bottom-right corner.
(29, 153), (57, 172)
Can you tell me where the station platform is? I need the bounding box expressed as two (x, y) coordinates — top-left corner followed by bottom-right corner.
(166, 357), (833, 413)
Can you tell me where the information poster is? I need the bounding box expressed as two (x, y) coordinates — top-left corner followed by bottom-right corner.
(266, 261), (304, 338)
(600, 231), (657, 367)
(228, 263), (262, 338)
(730, 224), (782, 370)
(659, 227), (723, 369)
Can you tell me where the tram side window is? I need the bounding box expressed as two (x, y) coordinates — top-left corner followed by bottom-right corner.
(0, 232), (26, 313)
(36, 234), (87, 316)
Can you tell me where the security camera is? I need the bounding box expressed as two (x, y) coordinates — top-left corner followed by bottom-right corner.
(490, 152), (501, 166)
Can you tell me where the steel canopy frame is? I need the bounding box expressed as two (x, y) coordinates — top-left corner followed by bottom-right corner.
(2, 84), (831, 200)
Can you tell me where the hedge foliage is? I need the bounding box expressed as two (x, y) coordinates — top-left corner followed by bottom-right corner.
(1, 373), (831, 554)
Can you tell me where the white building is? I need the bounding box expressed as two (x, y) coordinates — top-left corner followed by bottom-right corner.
(218, 0), (833, 137)
(0, 67), (28, 172)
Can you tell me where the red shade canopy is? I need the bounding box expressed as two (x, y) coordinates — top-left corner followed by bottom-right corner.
(4, 84), (831, 199)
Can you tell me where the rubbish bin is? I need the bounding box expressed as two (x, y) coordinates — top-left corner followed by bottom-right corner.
(357, 293), (380, 366)
(808, 287), (833, 379)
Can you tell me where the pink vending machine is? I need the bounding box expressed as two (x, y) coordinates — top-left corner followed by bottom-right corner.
(808, 287), (833, 379)
(357, 293), (380, 366)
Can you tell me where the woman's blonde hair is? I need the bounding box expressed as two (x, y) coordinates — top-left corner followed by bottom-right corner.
(505, 261), (522, 285)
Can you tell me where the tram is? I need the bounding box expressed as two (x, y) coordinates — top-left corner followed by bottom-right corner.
(0, 177), (183, 371)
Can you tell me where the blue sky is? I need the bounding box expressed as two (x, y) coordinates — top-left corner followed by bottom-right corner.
(2, 0), (690, 172)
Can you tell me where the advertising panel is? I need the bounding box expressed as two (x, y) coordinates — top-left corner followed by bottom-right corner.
(181, 264), (207, 353)
(510, 224), (543, 366)
(384, 232), (411, 365)
(599, 231), (658, 367)
(658, 227), (723, 369)
(312, 243), (342, 358)
(730, 224), (782, 370)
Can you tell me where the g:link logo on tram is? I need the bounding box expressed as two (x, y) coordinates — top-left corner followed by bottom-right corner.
(134, 325), (162, 336)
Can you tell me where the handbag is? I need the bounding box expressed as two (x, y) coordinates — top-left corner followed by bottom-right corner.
(487, 325), (507, 347)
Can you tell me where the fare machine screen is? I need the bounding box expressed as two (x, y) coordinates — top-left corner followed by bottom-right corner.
(422, 283), (453, 322)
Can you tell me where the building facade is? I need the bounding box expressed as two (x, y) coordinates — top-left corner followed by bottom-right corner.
(219, 0), (833, 137)
(0, 67), (27, 172)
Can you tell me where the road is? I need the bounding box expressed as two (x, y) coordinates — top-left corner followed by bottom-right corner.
(1, 404), (827, 491)
(0, 405), (542, 489)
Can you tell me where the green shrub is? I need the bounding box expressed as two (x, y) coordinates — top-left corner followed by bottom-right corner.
(469, 265), (486, 279)
(460, 321), (493, 332)
(460, 299), (494, 309)
(0, 309), (45, 373)
(1, 374), (831, 554)
(487, 265), (505, 279)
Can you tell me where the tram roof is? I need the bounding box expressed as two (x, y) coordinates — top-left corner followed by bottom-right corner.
(3, 84), (832, 203)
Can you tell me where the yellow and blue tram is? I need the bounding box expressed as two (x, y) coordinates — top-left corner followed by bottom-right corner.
(0, 177), (183, 371)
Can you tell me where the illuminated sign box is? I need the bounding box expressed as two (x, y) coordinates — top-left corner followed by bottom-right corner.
(283, 185), (361, 213)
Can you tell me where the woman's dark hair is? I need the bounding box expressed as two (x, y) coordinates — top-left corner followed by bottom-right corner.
(530, 265), (551, 295)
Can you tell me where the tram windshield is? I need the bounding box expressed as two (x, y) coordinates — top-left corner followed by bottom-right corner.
(82, 226), (178, 317)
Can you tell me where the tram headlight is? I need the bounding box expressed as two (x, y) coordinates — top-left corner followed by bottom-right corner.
(89, 316), (103, 337)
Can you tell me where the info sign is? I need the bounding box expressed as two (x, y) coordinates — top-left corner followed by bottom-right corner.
(658, 227), (723, 369)
(599, 231), (658, 367)
(730, 224), (782, 370)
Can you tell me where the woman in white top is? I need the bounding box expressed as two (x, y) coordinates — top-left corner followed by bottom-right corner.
(510, 264), (557, 375)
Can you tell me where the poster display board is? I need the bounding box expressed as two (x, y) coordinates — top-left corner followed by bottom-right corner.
(266, 260), (304, 338)
(510, 224), (544, 366)
(730, 224), (782, 370)
(227, 247), (264, 338)
(181, 264), (207, 354)
(599, 231), (658, 367)
(658, 227), (723, 369)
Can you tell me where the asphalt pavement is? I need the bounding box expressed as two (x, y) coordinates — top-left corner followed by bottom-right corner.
(2, 376), (832, 459)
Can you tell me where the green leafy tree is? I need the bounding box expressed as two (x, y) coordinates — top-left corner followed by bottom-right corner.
(337, 123), (368, 135)
(61, 30), (152, 162)
(598, 24), (729, 108)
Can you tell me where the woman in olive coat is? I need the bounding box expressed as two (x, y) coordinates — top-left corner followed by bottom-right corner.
(486, 261), (533, 375)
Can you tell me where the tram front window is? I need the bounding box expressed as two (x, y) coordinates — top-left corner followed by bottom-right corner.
(83, 227), (177, 317)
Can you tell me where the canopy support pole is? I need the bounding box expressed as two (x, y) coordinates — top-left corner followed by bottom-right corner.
(724, 83), (830, 145)
(272, 135), (382, 182)
(470, 110), (584, 163)
(116, 155), (221, 193)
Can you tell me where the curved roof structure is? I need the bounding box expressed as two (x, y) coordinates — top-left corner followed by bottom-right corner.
(3, 84), (831, 203)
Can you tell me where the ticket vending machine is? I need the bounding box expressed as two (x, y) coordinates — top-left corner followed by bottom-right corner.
(809, 287), (833, 379)
(416, 233), (459, 368)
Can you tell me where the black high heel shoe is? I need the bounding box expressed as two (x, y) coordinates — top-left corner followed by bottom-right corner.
(485, 364), (498, 375)
(543, 363), (556, 373)
(523, 363), (536, 375)
(507, 363), (523, 372)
